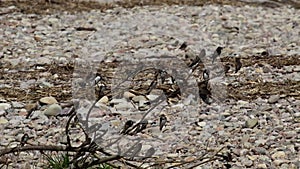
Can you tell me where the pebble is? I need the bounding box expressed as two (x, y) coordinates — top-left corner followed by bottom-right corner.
(43, 104), (62, 116)
(1, 2), (300, 168)
(268, 94), (280, 103)
(245, 118), (258, 128)
(257, 163), (268, 169)
(123, 91), (135, 99)
(132, 95), (148, 103)
(0, 103), (11, 111)
(39, 96), (58, 105)
(0, 117), (8, 124)
(97, 96), (109, 104)
(271, 151), (286, 159)
(241, 157), (253, 167)
(11, 101), (24, 108)
(197, 121), (206, 127)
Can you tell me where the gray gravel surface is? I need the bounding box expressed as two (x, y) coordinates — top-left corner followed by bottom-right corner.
(0, 1), (299, 168)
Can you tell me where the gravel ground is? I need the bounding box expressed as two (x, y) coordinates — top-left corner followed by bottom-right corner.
(0, 0), (300, 168)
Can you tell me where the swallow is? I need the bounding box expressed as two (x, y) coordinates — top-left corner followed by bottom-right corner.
(198, 81), (212, 104)
(203, 69), (210, 81)
(121, 120), (135, 134)
(132, 120), (148, 134)
(224, 64), (231, 74)
(199, 93), (212, 105)
(179, 42), (188, 50)
(235, 58), (242, 73)
(188, 49), (206, 69)
(20, 133), (29, 146)
(159, 114), (167, 131)
(212, 47), (223, 63)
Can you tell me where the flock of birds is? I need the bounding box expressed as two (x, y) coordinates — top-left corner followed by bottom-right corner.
(118, 42), (243, 135)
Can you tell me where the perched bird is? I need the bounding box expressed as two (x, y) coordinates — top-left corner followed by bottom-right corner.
(198, 81), (212, 104)
(188, 49), (206, 69)
(179, 41), (188, 50)
(235, 58), (242, 73)
(159, 114), (167, 131)
(224, 64), (231, 74)
(121, 120), (135, 134)
(212, 47), (224, 63)
(20, 133), (29, 146)
(132, 120), (148, 134)
(199, 93), (212, 105)
(203, 69), (210, 81)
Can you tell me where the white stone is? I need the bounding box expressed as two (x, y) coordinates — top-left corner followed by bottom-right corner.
(98, 96), (109, 104)
(43, 104), (62, 116)
(271, 151), (286, 159)
(123, 91), (135, 99)
(0, 117), (8, 124)
(40, 96), (58, 105)
(0, 103), (11, 111)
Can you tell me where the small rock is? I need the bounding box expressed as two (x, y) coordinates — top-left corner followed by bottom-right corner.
(123, 91), (135, 99)
(247, 155), (258, 161)
(146, 94), (160, 101)
(241, 157), (253, 167)
(43, 104), (62, 116)
(39, 96), (58, 105)
(221, 111), (231, 118)
(268, 95), (280, 103)
(284, 131), (297, 139)
(257, 163), (268, 169)
(255, 139), (267, 146)
(271, 151), (286, 159)
(197, 121), (206, 127)
(184, 156), (196, 162)
(253, 147), (267, 155)
(245, 118), (258, 128)
(98, 96), (109, 104)
(132, 95), (148, 103)
(11, 101), (24, 108)
(167, 153), (178, 158)
(237, 100), (249, 105)
(0, 103), (11, 111)
(273, 159), (287, 166)
(0, 117), (8, 124)
(110, 98), (126, 104)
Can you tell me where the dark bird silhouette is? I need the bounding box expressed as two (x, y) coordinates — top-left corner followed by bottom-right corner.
(159, 114), (167, 131)
(179, 41), (188, 50)
(235, 57), (242, 73)
(212, 47), (223, 63)
(224, 64), (231, 74)
(121, 120), (135, 134)
(20, 133), (29, 146)
(188, 49), (206, 68)
(198, 81), (212, 104)
(199, 93), (212, 105)
(132, 120), (148, 134)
